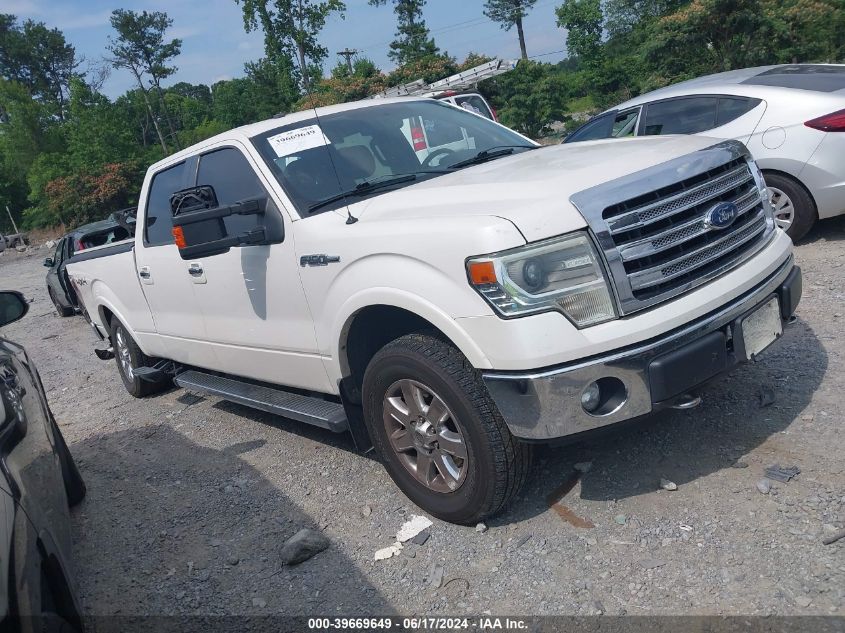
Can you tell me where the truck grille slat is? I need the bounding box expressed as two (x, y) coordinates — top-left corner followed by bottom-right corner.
(619, 187), (761, 262)
(585, 152), (775, 313)
(607, 164), (754, 234)
(627, 210), (768, 290)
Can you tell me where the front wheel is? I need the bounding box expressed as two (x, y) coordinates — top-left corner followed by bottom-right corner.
(362, 333), (531, 524)
(764, 172), (816, 241)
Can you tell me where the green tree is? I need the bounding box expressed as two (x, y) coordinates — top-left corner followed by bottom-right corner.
(556, 0), (604, 69)
(369, 0), (439, 65)
(0, 15), (80, 119)
(236, 0), (345, 90)
(483, 0), (537, 59)
(107, 9), (182, 152)
(645, 0), (772, 81)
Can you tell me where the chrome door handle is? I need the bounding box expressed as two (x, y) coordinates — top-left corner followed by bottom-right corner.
(188, 264), (203, 276)
(138, 269), (151, 278)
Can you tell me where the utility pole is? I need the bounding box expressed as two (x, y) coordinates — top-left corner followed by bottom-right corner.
(337, 48), (357, 73)
(5, 206), (19, 234)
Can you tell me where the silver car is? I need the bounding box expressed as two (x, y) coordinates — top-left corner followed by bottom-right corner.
(564, 64), (845, 240)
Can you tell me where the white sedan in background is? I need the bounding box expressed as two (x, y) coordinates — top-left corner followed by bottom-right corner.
(565, 64), (845, 240)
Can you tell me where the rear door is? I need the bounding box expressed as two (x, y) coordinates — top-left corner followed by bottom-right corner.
(134, 160), (217, 368)
(186, 144), (330, 392)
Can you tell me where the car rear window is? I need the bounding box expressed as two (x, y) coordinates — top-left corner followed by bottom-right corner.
(742, 65), (845, 92)
(642, 97), (718, 135)
(716, 97), (762, 126)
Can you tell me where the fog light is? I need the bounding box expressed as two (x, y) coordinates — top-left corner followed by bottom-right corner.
(581, 381), (602, 413)
(581, 377), (628, 416)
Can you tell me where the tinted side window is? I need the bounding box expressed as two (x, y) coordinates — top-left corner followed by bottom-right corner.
(716, 97), (760, 127)
(196, 148), (267, 235)
(642, 97), (718, 135)
(565, 114), (614, 143)
(611, 109), (640, 137)
(145, 162), (186, 246)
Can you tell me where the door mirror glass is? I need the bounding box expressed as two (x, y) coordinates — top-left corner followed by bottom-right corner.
(44, 257), (54, 267)
(0, 291), (28, 327)
(169, 185), (278, 260)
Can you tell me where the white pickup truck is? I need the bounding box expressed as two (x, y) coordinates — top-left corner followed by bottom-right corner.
(67, 97), (801, 523)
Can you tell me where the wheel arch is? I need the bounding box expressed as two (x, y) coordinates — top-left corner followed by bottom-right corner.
(761, 168), (819, 216)
(335, 301), (490, 404)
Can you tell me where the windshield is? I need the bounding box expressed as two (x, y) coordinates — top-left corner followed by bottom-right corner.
(251, 100), (534, 216)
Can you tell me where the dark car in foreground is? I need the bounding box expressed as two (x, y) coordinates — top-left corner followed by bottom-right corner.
(45, 215), (134, 317)
(0, 291), (86, 631)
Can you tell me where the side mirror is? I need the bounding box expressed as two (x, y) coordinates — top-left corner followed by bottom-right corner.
(169, 185), (283, 261)
(0, 291), (28, 327)
(44, 257), (54, 268)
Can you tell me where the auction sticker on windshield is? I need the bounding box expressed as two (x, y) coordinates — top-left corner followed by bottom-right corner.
(267, 125), (330, 157)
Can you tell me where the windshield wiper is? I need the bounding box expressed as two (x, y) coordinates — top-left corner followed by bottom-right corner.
(448, 145), (537, 170)
(308, 174), (418, 213)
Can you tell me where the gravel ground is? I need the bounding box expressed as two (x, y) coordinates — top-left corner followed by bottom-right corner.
(0, 219), (844, 618)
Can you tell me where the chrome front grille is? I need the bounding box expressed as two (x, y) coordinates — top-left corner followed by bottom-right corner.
(570, 142), (775, 315)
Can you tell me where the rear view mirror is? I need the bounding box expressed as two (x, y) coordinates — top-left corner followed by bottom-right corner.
(0, 291), (28, 327)
(169, 185), (283, 260)
(44, 257), (54, 268)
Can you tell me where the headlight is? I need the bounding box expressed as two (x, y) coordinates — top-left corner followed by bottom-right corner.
(467, 232), (618, 328)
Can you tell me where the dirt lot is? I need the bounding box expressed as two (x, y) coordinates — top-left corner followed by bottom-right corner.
(0, 220), (844, 619)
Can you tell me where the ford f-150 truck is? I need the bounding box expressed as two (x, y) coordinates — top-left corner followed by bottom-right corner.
(67, 97), (801, 524)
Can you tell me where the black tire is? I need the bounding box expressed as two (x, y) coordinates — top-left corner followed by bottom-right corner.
(48, 288), (73, 318)
(109, 318), (170, 398)
(763, 172), (816, 242)
(362, 332), (531, 524)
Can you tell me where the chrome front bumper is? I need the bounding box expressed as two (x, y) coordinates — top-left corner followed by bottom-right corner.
(482, 256), (801, 441)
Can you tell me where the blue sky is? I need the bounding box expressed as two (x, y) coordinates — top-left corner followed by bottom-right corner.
(5, 0), (568, 99)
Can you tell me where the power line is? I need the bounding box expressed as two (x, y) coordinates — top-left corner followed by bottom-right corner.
(528, 48), (567, 59)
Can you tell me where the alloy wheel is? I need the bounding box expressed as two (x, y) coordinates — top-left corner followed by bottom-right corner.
(768, 186), (794, 231)
(382, 378), (468, 493)
(115, 328), (134, 380)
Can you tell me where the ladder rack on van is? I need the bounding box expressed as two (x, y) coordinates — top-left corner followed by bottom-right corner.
(369, 59), (519, 99)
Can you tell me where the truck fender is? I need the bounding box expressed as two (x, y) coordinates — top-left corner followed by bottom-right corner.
(327, 287), (494, 386)
(89, 282), (147, 354)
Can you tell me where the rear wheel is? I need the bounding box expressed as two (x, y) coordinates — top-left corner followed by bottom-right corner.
(764, 172), (816, 241)
(48, 288), (73, 318)
(362, 333), (531, 524)
(110, 319), (170, 398)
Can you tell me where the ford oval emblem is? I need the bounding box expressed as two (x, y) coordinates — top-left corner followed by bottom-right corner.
(704, 201), (739, 230)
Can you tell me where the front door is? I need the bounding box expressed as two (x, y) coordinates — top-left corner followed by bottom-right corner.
(186, 144), (330, 393)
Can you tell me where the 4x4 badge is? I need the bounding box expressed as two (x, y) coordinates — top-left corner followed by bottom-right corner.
(300, 254), (340, 267)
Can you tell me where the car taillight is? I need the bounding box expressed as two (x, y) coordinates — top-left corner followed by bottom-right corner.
(411, 126), (427, 151)
(805, 108), (845, 132)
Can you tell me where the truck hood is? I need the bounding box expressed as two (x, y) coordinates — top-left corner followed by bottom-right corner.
(351, 135), (722, 242)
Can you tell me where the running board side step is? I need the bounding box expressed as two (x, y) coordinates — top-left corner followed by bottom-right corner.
(173, 370), (349, 433)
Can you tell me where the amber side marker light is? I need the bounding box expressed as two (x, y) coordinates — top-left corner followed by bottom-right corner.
(468, 261), (497, 285)
(172, 226), (187, 249)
